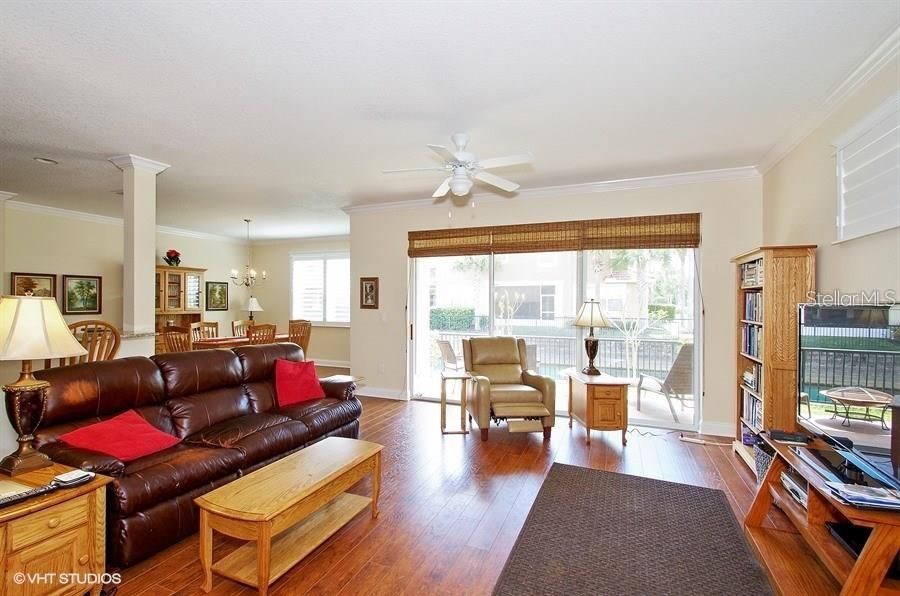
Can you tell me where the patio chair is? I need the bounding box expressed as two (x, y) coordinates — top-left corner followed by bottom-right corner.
(437, 339), (464, 371)
(637, 342), (694, 423)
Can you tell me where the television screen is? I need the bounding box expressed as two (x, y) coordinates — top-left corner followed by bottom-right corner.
(798, 304), (899, 483)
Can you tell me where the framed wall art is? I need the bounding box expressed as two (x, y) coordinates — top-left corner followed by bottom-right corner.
(62, 275), (102, 314)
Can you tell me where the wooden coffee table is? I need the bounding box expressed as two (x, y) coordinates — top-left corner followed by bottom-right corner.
(195, 437), (383, 595)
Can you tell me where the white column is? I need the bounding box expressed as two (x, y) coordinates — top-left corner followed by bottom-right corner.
(0, 192), (17, 295)
(108, 155), (170, 335)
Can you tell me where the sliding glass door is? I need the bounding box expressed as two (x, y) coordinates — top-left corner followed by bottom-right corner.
(410, 248), (698, 430)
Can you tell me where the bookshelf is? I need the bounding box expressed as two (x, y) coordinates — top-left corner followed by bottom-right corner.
(731, 245), (816, 476)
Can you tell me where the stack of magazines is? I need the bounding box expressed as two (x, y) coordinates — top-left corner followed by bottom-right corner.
(825, 482), (900, 510)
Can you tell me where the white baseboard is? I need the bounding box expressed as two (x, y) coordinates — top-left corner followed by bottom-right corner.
(699, 420), (734, 438)
(355, 386), (409, 401)
(313, 359), (351, 369)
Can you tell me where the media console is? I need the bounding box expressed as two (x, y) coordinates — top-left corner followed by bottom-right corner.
(745, 434), (900, 596)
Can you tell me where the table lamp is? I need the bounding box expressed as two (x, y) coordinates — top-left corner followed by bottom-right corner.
(574, 299), (612, 376)
(247, 296), (264, 322)
(0, 295), (87, 475)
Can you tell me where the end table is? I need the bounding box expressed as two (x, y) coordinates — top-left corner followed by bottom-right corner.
(440, 371), (470, 434)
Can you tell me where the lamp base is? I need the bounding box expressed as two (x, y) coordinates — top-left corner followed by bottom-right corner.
(0, 447), (51, 477)
(581, 365), (602, 376)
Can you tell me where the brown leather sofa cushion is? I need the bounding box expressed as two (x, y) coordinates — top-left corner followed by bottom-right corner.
(35, 357), (166, 427)
(276, 397), (362, 436)
(225, 420), (311, 466)
(111, 444), (244, 516)
(152, 349), (243, 398)
(166, 386), (253, 438)
(186, 412), (292, 448)
(235, 343), (304, 383)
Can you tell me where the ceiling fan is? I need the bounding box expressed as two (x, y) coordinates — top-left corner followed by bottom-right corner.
(384, 133), (532, 198)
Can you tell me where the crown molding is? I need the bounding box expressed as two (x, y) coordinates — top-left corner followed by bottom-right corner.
(251, 233), (351, 246)
(0, 191), (18, 201)
(342, 165), (759, 214)
(757, 25), (900, 174)
(6, 200), (246, 244)
(108, 154), (171, 174)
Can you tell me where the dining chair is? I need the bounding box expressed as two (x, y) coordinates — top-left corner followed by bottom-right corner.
(247, 323), (277, 345)
(45, 320), (121, 368)
(232, 319), (253, 336)
(161, 326), (193, 353)
(288, 319), (312, 354)
(191, 321), (219, 342)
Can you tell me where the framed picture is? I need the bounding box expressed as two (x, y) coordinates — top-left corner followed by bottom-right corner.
(360, 277), (379, 309)
(62, 275), (102, 314)
(10, 272), (56, 297)
(205, 281), (229, 311)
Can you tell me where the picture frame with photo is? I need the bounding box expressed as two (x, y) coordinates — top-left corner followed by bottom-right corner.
(10, 272), (56, 298)
(360, 277), (379, 309)
(62, 275), (102, 314)
(205, 281), (229, 311)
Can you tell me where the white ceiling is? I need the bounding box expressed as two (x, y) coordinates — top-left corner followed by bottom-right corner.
(0, 1), (897, 239)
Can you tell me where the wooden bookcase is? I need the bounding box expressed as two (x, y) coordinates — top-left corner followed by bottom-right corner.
(154, 265), (206, 353)
(731, 245), (816, 476)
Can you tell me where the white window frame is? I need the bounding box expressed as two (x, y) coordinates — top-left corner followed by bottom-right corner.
(833, 91), (900, 243)
(289, 251), (351, 327)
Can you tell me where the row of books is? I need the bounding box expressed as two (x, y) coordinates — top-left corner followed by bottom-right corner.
(741, 362), (763, 394)
(743, 291), (763, 322)
(741, 389), (763, 430)
(740, 259), (764, 287)
(741, 324), (763, 358)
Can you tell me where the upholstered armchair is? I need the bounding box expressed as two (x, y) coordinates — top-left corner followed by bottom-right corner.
(462, 337), (555, 441)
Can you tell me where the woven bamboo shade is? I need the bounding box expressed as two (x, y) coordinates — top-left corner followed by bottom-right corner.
(407, 212), (700, 257)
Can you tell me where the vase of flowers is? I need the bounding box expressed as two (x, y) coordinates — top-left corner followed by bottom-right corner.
(163, 249), (182, 267)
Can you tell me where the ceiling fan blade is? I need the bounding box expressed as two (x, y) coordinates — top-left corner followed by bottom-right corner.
(474, 171), (520, 192)
(383, 166), (448, 173)
(427, 144), (458, 164)
(432, 177), (451, 198)
(477, 153), (533, 170)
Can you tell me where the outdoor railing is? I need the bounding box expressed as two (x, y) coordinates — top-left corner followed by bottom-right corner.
(435, 331), (683, 380)
(800, 347), (900, 402)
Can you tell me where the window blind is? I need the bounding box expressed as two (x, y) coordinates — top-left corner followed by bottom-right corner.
(836, 94), (900, 242)
(407, 213), (700, 257)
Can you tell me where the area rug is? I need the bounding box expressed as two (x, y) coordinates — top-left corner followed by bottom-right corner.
(493, 463), (772, 596)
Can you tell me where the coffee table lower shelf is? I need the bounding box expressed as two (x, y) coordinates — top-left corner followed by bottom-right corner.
(213, 492), (371, 589)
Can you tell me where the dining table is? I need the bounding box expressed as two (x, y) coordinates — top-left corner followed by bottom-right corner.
(192, 333), (290, 350)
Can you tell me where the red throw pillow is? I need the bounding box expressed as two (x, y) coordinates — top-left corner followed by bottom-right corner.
(58, 410), (180, 462)
(275, 359), (325, 406)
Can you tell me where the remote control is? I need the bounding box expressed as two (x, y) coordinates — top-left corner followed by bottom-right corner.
(53, 469), (94, 486)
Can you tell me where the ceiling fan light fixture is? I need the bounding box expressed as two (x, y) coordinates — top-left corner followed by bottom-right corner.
(449, 171), (473, 196)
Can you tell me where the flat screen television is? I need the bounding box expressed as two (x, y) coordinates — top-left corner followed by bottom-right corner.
(797, 303), (900, 489)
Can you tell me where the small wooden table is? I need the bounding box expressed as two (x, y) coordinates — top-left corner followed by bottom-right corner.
(440, 371), (470, 434)
(195, 437), (383, 595)
(0, 464), (111, 596)
(192, 334), (290, 350)
(566, 369), (631, 445)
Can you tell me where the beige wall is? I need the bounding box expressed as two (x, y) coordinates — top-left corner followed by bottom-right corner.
(763, 55), (900, 294)
(349, 177), (764, 433)
(250, 236), (350, 365)
(0, 204), (251, 451)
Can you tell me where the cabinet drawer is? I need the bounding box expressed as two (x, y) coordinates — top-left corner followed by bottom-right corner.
(9, 494), (89, 551)
(589, 386), (622, 400)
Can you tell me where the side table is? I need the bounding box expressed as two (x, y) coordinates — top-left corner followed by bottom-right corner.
(567, 369), (630, 445)
(440, 371), (470, 434)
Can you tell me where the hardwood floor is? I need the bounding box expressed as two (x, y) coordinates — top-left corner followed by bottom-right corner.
(118, 397), (773, 596)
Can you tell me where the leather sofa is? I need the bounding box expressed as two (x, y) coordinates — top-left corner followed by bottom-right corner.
(462, 337), (555, 441)
(25, 343), (360, 568)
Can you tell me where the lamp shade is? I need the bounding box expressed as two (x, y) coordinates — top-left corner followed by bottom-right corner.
(574, 300), (611, 329)
(246, 297), (264, 312)
(0, 296), (87, 361)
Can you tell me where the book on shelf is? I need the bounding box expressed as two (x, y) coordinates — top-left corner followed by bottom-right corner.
(741, 362), (763, 394)
(744, 291), (763, 322)
(740, 259), (765, 287)
(741, 388), (763, 431)
(741, 324), (763, 358)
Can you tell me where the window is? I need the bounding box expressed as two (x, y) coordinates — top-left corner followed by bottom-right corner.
(291, 253), (350, 324)
(493, 284), (557, 320)
(834, 92), (900, 242)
